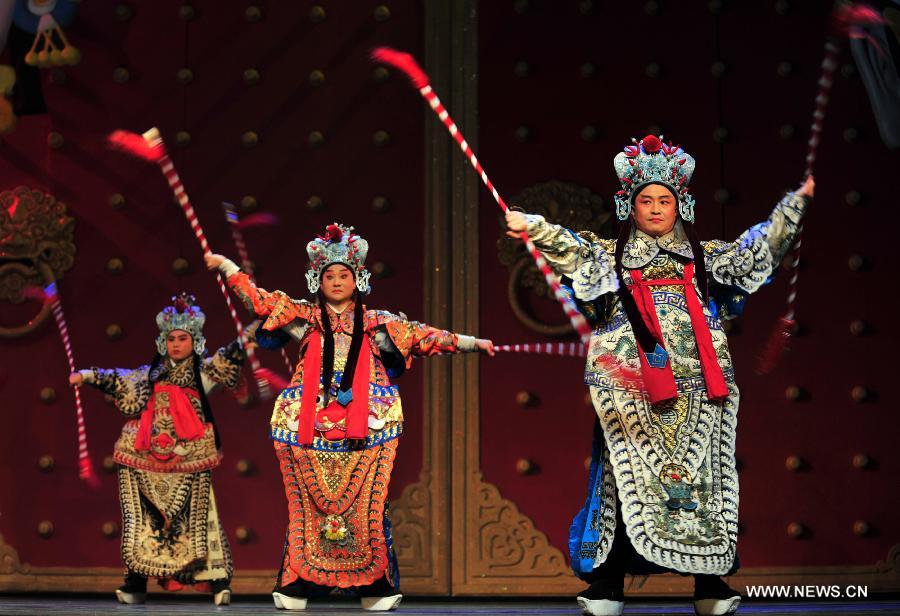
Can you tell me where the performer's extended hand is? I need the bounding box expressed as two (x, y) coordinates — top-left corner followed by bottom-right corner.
(68, 372), (83, 388)
(205, 253), (227, 270)
(475, 338), (496, 356)
(797, 175), (815, 200)
(505, 210), (528, 238)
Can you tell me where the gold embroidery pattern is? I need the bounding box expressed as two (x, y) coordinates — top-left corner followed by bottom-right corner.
(275, 439), (397, 588)
(118, 468), (230, 580)
(135, 471), (193, 524)
(201, 341), (244, 390)
(94, 366), (153, 417)
(648, 395), (692, 454)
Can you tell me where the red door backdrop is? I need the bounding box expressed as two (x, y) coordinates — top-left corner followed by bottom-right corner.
(1, 0), (898, 596)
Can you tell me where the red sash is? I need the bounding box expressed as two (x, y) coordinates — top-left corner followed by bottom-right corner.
(134, 383), (205, 451)
(298, 330), (372, 445)
(629, 262), (729, 404)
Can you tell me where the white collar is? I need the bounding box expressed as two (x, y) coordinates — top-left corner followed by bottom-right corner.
(621, 221), (693, 269)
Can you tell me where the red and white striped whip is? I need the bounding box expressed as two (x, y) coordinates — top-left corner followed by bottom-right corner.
(757, 1), (887, 373)
(223, 202), (253, 275)
(422, 340), (641, 388)
(107, 128), (271, 396)
(495, 342), (587, 357)
(760, 5), (887, 374)
(804, 41), (840, 179)
(756, 41), (838, 375)
(222, 201), (294, 379)
(496, 343), (642, 389)
(45, 283), (99, 487)
(371, 48), (594, 347)
(419, 342), (585, 360)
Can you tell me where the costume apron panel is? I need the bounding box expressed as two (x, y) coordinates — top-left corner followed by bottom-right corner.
(118, 467), (232, 581)
(275, 439), (397, 588)
(588, 383), (740, 575)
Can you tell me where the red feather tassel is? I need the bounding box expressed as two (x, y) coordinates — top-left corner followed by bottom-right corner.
(23, 285), (49, 302)
(107, 130), (164, 163)
(833, 3), (886, 32)
(833, 3), (888, 54)
(370, 47), (431, 89)
(756, 317), (795, 375)
(254, 368), (290, 391)
(235, 212), (279, 230)
(79, 457), (100, 488)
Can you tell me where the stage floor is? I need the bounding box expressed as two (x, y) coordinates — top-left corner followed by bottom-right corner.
(0, 597), (899, 615)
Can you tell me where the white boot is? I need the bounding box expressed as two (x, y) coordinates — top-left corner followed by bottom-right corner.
(213, 588), (232, 606)
(272, 592), (308, 610)
(576, 596), (624, 616)
(361, 593), (403, 611)
(694, 574), (741, 615)
(694, 596), (741, 616)
(115, 589), (147, 604)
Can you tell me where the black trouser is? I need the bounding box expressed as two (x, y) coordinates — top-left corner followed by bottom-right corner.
(581, 502), (644, 588)
(122, 570), (147, 591)
(122, 570), (229, 592)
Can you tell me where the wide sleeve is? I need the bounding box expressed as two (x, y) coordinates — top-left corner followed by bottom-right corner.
(368, 310), (475, 369)
(79, 366), (152, 417)
(200, 339), (246, 394)
(704, 192), (807, 295)
(523, 214), (618, 301)
(220, 258), (314, 332)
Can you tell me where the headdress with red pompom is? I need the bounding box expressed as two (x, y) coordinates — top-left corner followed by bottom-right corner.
(305, 223), (371, 295)
(613, 134), (697, 222)
(155, 292), (206, 355)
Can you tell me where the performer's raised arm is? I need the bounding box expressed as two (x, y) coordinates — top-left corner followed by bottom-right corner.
(704, 176), (813, 295)
(69, 366), (152, 418)
(199, 338), (247, 394)
(66, 293), (241, 605)
(505, 210), (618, 301)
(205, 253), (315, 332)
(369, 310), (493, 366)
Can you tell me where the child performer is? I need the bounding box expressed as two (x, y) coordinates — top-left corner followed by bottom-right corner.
(69, 293), (248, 606)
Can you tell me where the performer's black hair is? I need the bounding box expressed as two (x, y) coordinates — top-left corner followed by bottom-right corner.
(613, 211), (710, 354)
(341, 298), (366, 398)
(613, 222), (658, 353)
(680, 218), (709, 303)
(317, 272), (366, 406)
(191, 352), (220, 449)
(147, 350), (221, 449)
(319, 290), (336, 404)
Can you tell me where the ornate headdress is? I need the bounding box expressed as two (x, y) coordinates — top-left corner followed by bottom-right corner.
(613, 134), (696, 222)
(155, 293), (206, 355)
(305, 223), (371, 295)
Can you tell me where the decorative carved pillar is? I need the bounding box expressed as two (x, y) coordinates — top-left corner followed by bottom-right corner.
(389, 0), (478, 595)
(404, 0), (579, 596)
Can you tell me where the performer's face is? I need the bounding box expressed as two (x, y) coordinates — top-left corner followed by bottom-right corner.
(632, 184), (677, 237)
(321, 264), (355, 303)
(166, 330), (193, 360)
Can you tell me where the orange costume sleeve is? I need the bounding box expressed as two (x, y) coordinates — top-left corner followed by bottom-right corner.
(225, 270), (314, 332)
(368, 310), (472, 368)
